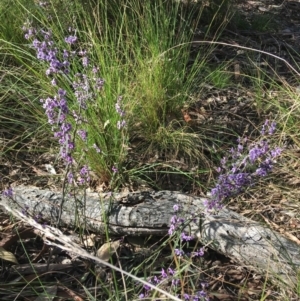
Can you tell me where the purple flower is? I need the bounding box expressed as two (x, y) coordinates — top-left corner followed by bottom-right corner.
(261, 120), (277, 135)
(78, 165), (90, 185)
(67, 172), (74, 184)
(268, 122), (276, 135)
(23, 26), (36, 40)
(178, 217), (185, 224)
(255, 166), (268, 176)
(34, 212), (43, 222)
(92, 66), (99, 73)
(117, 120), (126, 130)
(65, 35), (77, 44)
(2, 187), (13, 198)
(161, 268), (167, 278)
(80, 165), (89, 177)
(181, 232), (193, 242)
(115, 96), (125, 117)
(112, 166), (118, 173)
(168, 224), (176, 236)
(249, 145), (264, 163)
(78, 50), (86, 56)
(170, 215), (178, 224)
(77, 129), (87, 142)
(62, 49), (69, 59)
(93, 143), (101, 153)
(152, 276), (160, 285)
(21, 205), (29, 216)
(260, 119), (269, 135)
(172, 278), (180, 286)
(271, 147), (282, 158)
(173, 204), (179, 212)
(143, 284), (151, 292)
(51, 78), (57, 86)
(82, 56), (89, 67)
(94, 77), (105, 90)
(192, 247), (205, 257)
(174, 248), (185, 257)
(196, 290), (209, 300)
(72, 110), (86, 124)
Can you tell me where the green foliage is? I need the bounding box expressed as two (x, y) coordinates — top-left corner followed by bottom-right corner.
(251, 13), (278, 32)
(0, 0), (245, 193)
(197, 0), (233, 33)
(228, 8), (278, 32)
(1, 0), (216, 187)
(0, 0), (34, 43)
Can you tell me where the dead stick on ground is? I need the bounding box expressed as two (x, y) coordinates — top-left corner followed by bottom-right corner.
(1, 185), (299, 287)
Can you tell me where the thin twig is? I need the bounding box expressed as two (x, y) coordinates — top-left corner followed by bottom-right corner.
(162, 40), (300, 78)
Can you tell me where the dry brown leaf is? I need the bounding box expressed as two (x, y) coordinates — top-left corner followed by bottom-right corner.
(0, 227), (37, 249)
(181, 109), (192, 123)
(0, 246), (18, 264)
(58, 283), (84, 301)
(83, 234), (96, 247)
(96, 240), (121, 261)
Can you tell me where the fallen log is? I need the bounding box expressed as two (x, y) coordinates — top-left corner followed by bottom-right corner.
(1, 186), (299, 286)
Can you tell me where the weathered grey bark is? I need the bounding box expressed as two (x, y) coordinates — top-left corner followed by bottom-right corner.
(1, 186), (299, 286)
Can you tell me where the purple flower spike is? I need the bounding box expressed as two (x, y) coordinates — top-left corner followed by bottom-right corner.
(23, 21), (108, 181)
(205, 120), (282, 212)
